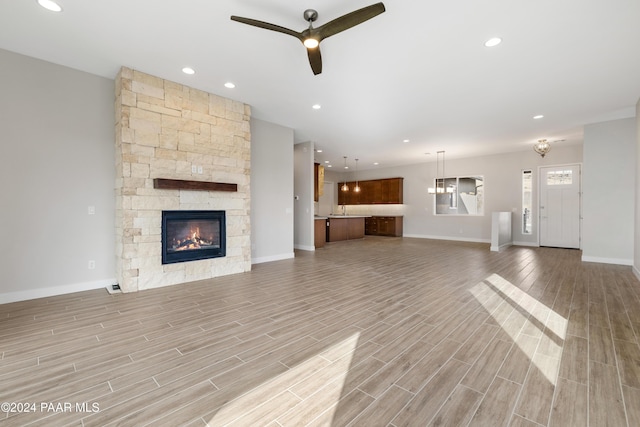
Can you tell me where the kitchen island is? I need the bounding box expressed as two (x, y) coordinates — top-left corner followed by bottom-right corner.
(326, 215), (369, 242)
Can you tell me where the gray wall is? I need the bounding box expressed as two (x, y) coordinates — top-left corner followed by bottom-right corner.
(583, 118), (636, 265)
(250, 118), (294, 263)
(331, 145), (583, 244)
(0, 49), (116, 303)
(633, 99), (640, 279)
(0, 49), (298, 303)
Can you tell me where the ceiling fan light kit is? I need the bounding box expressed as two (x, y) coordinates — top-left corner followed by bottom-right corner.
(231, 2), (386, 75)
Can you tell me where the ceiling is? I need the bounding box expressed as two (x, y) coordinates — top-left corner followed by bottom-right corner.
(1, 0), (639, 170)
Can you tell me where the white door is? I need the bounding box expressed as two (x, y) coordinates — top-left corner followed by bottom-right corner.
(539, 164), (581, 248)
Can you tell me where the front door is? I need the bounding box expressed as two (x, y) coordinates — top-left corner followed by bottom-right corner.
(539, 164), (581, 248)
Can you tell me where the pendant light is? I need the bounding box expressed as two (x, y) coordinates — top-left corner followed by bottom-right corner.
(341, 156), (349, 192)
(354, 158), (360, 192)
(428, 151), (446, 194)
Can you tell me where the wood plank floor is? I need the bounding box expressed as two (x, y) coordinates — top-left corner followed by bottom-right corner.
(2, 236), (640, 426)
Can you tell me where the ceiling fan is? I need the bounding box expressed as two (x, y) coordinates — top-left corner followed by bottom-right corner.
(231, 3), (386, 75)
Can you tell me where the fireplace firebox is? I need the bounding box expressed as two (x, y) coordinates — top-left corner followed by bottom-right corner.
(161, 210), (226, 264)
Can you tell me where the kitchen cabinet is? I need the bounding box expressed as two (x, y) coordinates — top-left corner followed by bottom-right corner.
(327, 216), (366, 242)
(365, 216), (403, 237)
(314, 218), (327, 248)
(338, 177), (403, 205)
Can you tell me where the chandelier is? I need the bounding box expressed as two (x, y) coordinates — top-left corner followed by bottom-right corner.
(533, 139), (551, 158)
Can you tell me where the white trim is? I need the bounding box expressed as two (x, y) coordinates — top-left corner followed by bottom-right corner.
(512, 241), (540, 247)
(294, 244), (316, 252)
(252, 252), (295, 264)
(581, 255), (633, 266)
(490, 242), (513, 252)
(0, 278), (115, 305)
(403, 234), (491, 244)
(633, 265), (640, 281)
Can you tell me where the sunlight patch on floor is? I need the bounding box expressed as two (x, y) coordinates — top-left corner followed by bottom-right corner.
(207, 332), (361, 426)
(470, 273), (567, 385)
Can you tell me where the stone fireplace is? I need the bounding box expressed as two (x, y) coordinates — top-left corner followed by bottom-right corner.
(114, 67), (251, 293)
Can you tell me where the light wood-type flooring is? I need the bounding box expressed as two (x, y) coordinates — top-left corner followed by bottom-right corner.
(2, 237), (640, 426)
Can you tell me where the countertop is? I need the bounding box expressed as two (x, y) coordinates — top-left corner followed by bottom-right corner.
(314, 215), (372, 219)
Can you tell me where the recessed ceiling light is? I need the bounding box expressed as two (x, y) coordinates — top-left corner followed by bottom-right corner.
(403, 139), (410, 143)
(373, 162), (379, 166)
(182, 67), (195, 75)
(484, 37), (502, 47)
(37, 0), (62, 12)
(533, 115), (544, 119)
(327, 164), (332, 168)
(324, 160), (330, 163)
(224, 82), (236, 89)
(312, 104), (321, 110)
(316, 149), (323, 153)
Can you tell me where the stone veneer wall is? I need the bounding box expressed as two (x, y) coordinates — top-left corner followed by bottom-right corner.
(114, 67), (251, 293)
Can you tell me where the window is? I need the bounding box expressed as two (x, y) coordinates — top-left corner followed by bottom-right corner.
(546, 170), (573, 185)
(522, 170), (532, 234)
(433, 176), (483, 215)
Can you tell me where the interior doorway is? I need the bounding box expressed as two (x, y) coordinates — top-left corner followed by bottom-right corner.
(539, 164), (581, 249)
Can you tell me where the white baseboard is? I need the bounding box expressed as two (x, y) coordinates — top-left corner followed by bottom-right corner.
(403, 234), (491, 244)
(633, 265), (640, 281)
(512, 241), (540, 247)
(491, 243), (513, 252)
(293, 244), (316, 252)
(581, 255), (633, 266)
(0, 278), (116, 305)
(252, 252), (295, 264)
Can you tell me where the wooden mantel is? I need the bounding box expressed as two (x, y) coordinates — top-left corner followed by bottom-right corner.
(153, 178), (237, 192)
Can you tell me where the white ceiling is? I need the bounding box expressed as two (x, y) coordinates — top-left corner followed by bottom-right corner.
(1, 0), (639, 170)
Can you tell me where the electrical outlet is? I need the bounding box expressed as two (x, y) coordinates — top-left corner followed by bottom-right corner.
(197, 165), (203, 174)
(88, 260), (96, 269)
(191, 164), (197, 174)
(88, 206), (95, 215)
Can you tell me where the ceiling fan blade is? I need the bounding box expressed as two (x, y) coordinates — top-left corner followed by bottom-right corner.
(230, 16), (303, 41)
(307, 46), (323, 75)
(316, 2), (385, 41)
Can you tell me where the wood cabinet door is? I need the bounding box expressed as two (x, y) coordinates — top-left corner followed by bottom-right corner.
(347, 218), (365, 239)
(328, 218), (347, 241)
(365, 217), (377, 235)
(359, 180), (372, 204)
(370, 180), (383, 203)
(314, 219), (326, 248)
(388, 178), (403, 204)
(380, 181), (391, 203)
(378, 217), (390, 235)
